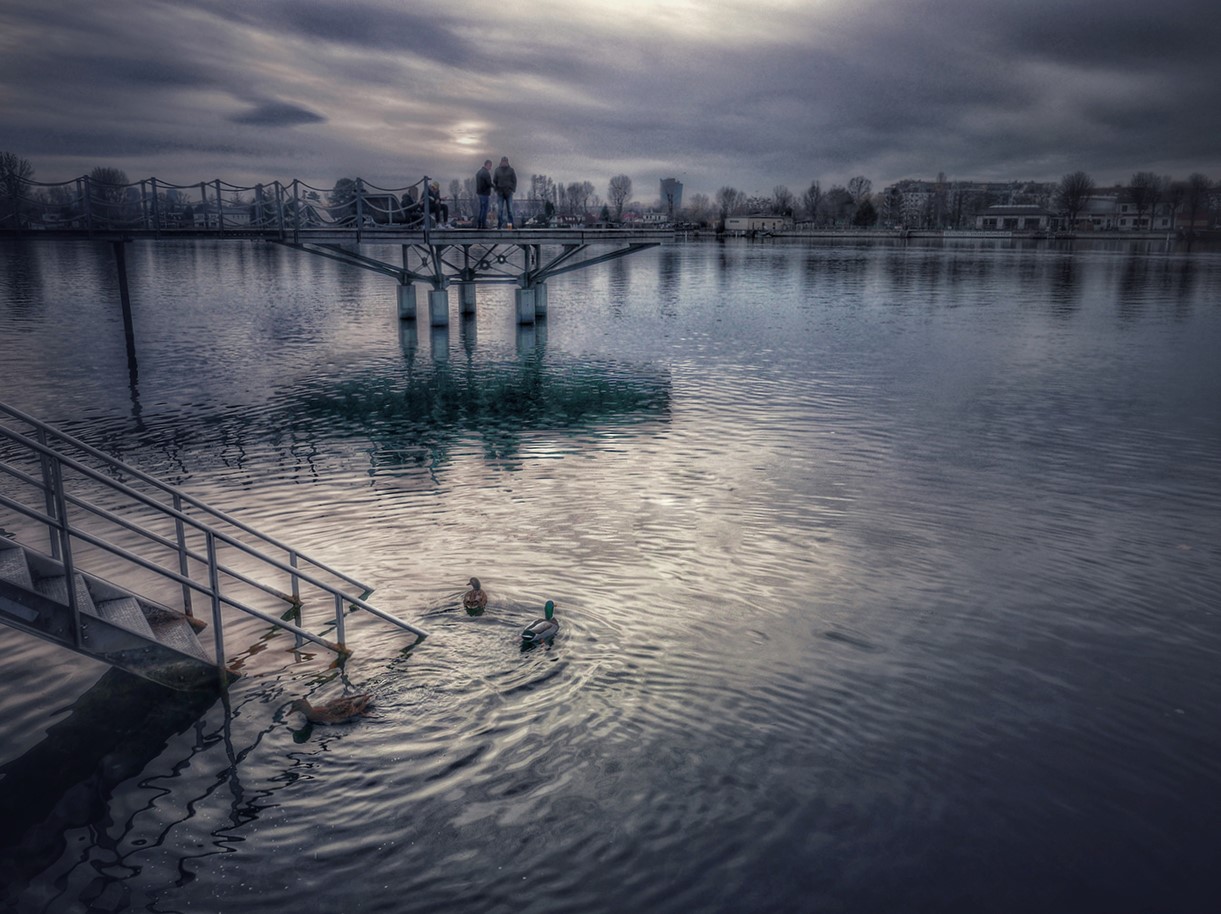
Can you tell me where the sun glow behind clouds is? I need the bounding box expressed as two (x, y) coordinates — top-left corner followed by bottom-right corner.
(451, 122), (486, 147)
(487, 0), (834, 44)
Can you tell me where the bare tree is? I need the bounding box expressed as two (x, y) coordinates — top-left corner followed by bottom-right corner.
(89, 166), (130, 226)
(608, 174), (632, 220)
(771, 184), (794, 216)
(566, 180), (595, 217)
(716, 186), (745, 218)
(800, 180), (823, 224)
(448, 178), (464, 218)
(820, 186), (854, 226)
(847, 176), (872, 206)
(1127, 172), (1161, 227)
(1185, 173), (1214, 229)
(1163, 177), (1185, 231)
(1, 150), (34, 226)
(1055, 170), (1095, 228)
(682, 192), (712, 224)
(90, 166), (129, 203)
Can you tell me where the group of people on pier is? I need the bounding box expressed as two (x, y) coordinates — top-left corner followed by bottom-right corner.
(475, 157), (517, 229)
(390, 156), (516, 230)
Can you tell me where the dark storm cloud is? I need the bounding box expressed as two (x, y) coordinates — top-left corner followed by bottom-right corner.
(197, 0), (475, 66)
(229, 101), (327, 128)
(2, 0), (1219, 192)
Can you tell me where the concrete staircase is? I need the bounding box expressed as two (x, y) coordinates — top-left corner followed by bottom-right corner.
(0, 536), (232, 691)
(1, 398), (428, 692)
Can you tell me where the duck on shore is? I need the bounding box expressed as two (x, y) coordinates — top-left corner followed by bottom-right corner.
(288, 693), (373, 725)
(521, 600), (559, 644)
(463, 577), (488, 613)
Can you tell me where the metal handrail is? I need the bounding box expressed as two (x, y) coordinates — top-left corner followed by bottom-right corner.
(0, 401), (366, 594)
(1, 172), (583, 234)
(0, 491), (344, 655)
(0, 401), (428, 671)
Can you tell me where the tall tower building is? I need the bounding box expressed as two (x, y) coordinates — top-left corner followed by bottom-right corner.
(660, 177), (684, 215)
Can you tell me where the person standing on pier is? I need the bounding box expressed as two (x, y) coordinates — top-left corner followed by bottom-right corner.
(493, 156), (517, 229)
(475, 159), (493, 229)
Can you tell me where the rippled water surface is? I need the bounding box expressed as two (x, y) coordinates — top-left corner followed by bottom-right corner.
(2, 237), (1221, 913)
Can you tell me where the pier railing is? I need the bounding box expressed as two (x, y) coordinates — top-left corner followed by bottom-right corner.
(0, 173), (599, 239)
(0, 400), (427, 673)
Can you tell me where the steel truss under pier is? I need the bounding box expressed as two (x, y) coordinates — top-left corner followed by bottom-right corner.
(273, 228), (671, 325)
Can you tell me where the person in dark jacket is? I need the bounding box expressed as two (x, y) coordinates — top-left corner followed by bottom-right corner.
(493, 157), (517, 229)
(426, 181), (449, 226)
(475, 159), (493, 229)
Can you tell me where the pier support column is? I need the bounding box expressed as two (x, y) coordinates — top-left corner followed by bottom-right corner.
(532, 282), (548, 318)
(515, 287), (536, 325)
(397, 283), (417, 320)
(429, 287), (450, 327)
(459, 282), (477, 315)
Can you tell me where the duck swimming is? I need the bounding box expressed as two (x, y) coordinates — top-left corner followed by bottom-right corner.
(521, 600), (559, 644)
(288, 693), (373, 725)
(463, 577), (488, 613)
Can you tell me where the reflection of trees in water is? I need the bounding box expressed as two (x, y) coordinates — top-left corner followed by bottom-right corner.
(1119, 254), (1198, 320)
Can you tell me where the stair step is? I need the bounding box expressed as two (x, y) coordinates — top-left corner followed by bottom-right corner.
(0, 544), (33, 589)
(150, 614), (211, 661)
(34, 573), (98, 616)
(95, 596), (156, 639)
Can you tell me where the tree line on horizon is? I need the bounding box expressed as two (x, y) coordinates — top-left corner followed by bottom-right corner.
(2, 150), (1218, 231)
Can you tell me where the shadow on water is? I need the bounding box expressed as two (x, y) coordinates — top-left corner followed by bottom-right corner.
(56, 347), (672, 483)
(0, 669), (219, 899)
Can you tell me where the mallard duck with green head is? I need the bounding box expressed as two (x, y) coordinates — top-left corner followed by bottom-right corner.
(521, 600), (559, 644)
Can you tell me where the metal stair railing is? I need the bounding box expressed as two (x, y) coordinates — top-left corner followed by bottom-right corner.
(0, 400), (427, 673)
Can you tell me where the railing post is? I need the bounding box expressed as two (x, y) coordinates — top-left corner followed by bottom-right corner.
(205, 530), (226, 672)
(334, 592), (346, 648)
(422, 177), (431, 244)
(173, 493), (193, 617)
(36, 429), (61, 559)
(150, 178), (161, 237)
(215, 179), (225, 236)
(48, 456), (82, 647)
(292, 180), (300, 245)
(82, 176), (93, 234)
(289, 549), (301, 606)
(14, 174), (24, 231)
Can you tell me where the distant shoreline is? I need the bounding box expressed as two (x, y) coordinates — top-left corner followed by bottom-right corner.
(683, 228), (1220, 245)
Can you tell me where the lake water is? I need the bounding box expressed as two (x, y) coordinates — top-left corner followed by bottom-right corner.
(2, 236), (1220, 913)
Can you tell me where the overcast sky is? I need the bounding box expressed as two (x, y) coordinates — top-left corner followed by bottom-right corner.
(3, 0), (1219, 202)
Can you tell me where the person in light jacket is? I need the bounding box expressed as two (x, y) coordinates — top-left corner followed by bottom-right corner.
(493, 157), (517, 229)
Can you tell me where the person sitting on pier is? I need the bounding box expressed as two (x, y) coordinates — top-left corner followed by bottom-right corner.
(399, 187), (424, 227)
(427, 182), (450, 227)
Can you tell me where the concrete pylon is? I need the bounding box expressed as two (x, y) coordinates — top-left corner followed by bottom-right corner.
(515, 287), (536, 324)
(459, 282), (477, 315)
(397, 283), (416, 320)
(429, 288), (449, 327)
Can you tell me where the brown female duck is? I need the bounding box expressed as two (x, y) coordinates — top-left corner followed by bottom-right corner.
(288, 693), (373, 725)
(463, 577), (488, 613)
